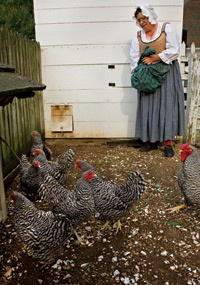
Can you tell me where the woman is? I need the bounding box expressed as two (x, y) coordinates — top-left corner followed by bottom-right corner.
(130, 4), (185, 157)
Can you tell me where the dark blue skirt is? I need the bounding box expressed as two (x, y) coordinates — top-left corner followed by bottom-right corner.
(135, 60), (185, 142)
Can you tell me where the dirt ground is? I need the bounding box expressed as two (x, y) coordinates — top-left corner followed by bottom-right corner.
(0, 139), (200, 285)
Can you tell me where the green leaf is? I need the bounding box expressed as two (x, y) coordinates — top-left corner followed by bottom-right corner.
(164, 221), (179, 226)
(96, 162), (102, 165)
(153, 185), (161, 189)
(131, 208), (138, 213)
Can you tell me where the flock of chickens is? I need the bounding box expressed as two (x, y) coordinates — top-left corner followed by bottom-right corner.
(10, 132), (200, 265)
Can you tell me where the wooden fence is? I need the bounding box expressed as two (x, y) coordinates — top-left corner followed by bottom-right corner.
(181, 42), (200, 145)
(0, 25), (45, 181)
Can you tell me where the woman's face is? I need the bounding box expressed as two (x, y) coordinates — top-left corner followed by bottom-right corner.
(136, 12), (152, 31)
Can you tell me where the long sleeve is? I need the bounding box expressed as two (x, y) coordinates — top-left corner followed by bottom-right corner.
(130, 35), (140, 73)
(158, 24), (180, 64)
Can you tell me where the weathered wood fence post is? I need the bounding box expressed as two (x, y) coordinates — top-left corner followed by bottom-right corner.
(183, 42), (200, 144)
(0, 146), (7, 222)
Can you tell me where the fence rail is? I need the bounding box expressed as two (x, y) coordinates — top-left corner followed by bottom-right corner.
(0, 25), (44, 179)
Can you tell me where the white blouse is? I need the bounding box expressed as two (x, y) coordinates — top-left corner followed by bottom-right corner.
(130, 22), (180, 73)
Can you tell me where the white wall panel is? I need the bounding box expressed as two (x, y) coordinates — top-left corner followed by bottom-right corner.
(34, 0), (183, 10)
(45, 103), (136, 122)
(41, 45), (131, 66)
(44, 105), (137, 138)
(35, 7), (182, 24)
(34, 0), (184, 138)
(36, 22), (182, 46)
(42, 65), (132, 90)
(45, 121), (136, 138)
(43, 89), (137, 104)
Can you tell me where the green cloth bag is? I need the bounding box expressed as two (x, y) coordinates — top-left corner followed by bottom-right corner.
(131, 45), (171, 93)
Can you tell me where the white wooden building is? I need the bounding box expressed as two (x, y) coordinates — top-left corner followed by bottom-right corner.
(33, 0), (184, 139)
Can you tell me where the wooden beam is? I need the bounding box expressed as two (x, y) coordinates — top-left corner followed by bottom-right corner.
(0, 146), (7, 222)
(184, 43), (200, 144)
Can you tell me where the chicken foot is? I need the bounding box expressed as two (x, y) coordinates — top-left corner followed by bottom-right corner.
(115, 219), (122, 234)
(166, 204), (186, 213)
(73, 230), (83, 243)
(100, 220), (110, 230)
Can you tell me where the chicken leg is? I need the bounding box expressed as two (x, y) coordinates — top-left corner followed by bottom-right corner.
(115, 219), (122, 234)
(166, 204), (186, 213)
(74, 230), (83, 243)
(100, 220), (110, 230)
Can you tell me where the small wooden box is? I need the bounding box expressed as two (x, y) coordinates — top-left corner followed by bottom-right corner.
(51, 105), (73, 132)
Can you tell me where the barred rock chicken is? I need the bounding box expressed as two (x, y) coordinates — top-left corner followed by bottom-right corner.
(167, 143), (200, 213)
(38, 170), (96, 242)
(33, 148), (74, 186)
(10, 192), (73, 264)
(20, 155), (42, 198)
(81, 167), (147, 233)
(75, 159), (101, 178)
(31, 130), (52, 160)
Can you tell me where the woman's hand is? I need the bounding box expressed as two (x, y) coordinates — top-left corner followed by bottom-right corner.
(142, 54), (161, 65)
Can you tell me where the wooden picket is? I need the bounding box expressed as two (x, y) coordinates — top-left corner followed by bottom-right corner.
(181, 42), (200, 145)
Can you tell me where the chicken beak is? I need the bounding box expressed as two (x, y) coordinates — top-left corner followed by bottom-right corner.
(179, 149), (183, 153)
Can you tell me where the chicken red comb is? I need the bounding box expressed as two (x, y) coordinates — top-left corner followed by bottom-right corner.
(31, 130), (37, 136)
(10, 192), (16, 202)
(84, 169), (96, 182)
(33, 149), (41, 156)
(34, 160), (40, 168)
(181, 143), (191, 150)
(75, 159), (82, 168)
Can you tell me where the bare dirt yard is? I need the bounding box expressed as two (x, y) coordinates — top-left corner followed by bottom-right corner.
(0, 139), (200, 285)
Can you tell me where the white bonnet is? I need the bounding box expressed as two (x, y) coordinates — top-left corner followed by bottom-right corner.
(133, 4), (158, 26)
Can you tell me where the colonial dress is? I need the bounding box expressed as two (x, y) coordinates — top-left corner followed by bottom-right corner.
(130, 22), (185, 143)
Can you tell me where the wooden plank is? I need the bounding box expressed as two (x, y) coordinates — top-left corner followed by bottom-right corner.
(0, 146), (7, 222)
(184, 53), (200, 144)
(43, 88), (137, 104)
(41, 64), (134, 90)
(35, 6), (183, 24)
(34, 0), (183, 10)
(41, 45), (131, 66)
(182, 74), (188, 80)
(45, 102), (137, 122)
(35, 22), (183, 46)
(45, 121), (136, 138)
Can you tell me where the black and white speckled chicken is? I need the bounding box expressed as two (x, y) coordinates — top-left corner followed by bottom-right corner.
(31, 130), (52, 160)
(75, 159), (101, 178)
(10, 191), (73, 264)
(33, 148), (75, 186)
(38, 170), (96, 242)
(81, 168), (147, 233)
(167, 143), (200, 213)
(20, 155), (42, 198)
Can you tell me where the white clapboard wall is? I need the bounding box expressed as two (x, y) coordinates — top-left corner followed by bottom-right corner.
(33, 0), (184, 138)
